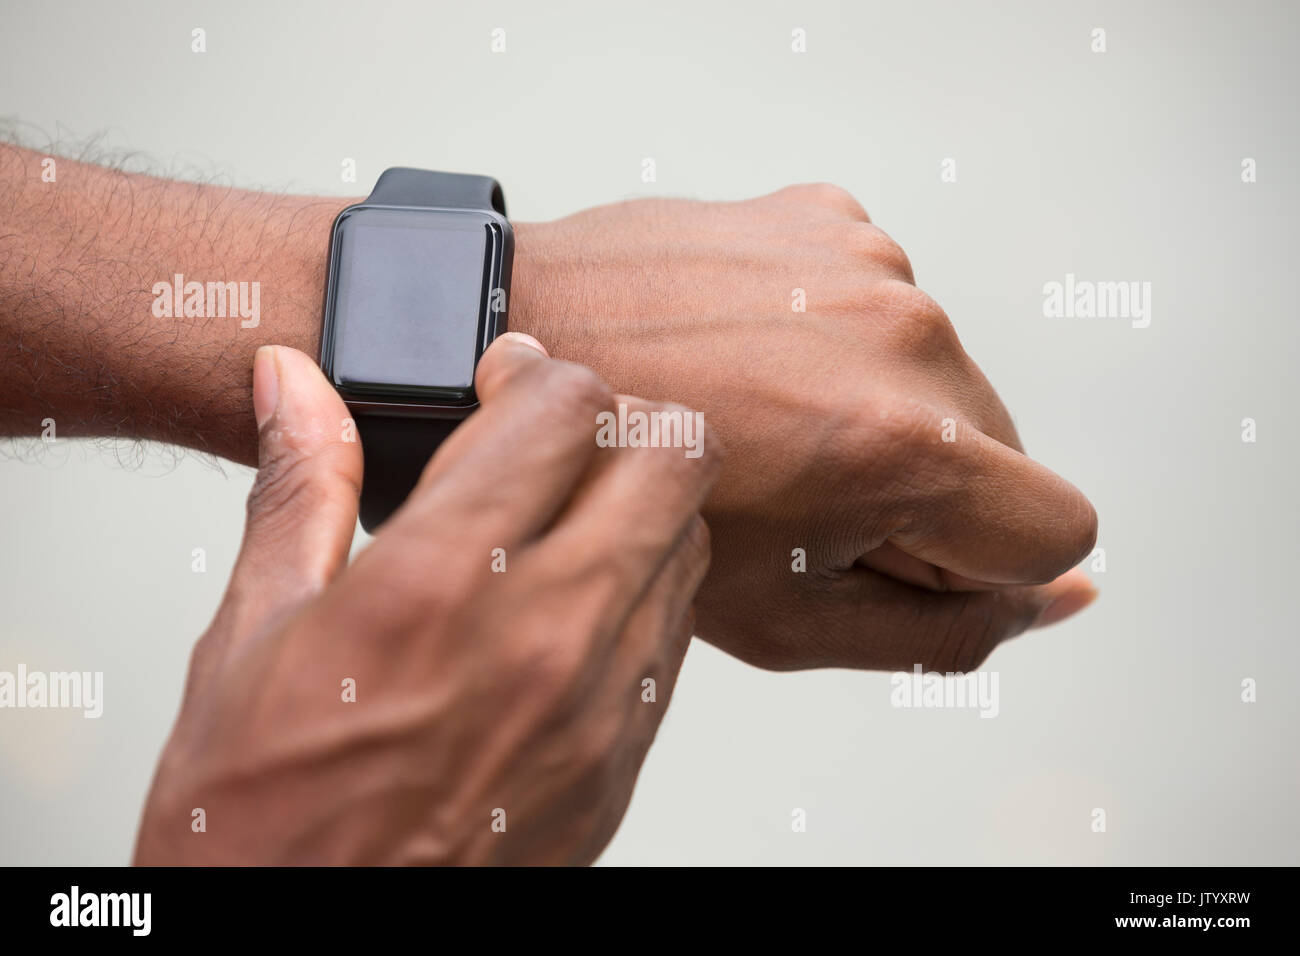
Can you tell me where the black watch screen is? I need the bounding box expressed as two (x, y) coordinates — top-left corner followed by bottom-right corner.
(321, 205), (507, 406)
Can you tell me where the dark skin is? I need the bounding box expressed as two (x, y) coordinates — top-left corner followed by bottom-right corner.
(0, 144), (1097, 675)
(135, 338), (721, 864)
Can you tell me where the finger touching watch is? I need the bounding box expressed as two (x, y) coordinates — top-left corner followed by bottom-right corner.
(319, 167), (513, 533)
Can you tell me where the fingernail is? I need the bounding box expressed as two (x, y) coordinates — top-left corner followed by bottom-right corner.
(1035, 581), (1099, 628)
(253, 346), (280, 429)
(498, 331), (549, 356)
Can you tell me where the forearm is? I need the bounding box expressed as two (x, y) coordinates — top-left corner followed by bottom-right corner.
(0, 144), (347, 466)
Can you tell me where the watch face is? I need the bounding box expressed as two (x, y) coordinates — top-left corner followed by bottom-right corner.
(321, 205), (509, 407)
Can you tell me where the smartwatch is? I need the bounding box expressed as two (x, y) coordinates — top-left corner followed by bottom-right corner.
(319, 167), (513, 533)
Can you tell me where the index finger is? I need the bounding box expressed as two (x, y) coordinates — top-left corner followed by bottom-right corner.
(386, 333), (613, 550)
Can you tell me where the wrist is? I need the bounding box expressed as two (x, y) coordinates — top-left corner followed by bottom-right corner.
(0, 142), (357, 467)
(184, 191), (353, 467)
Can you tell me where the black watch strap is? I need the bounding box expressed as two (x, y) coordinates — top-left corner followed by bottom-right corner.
(356, 414), (458, 533)
(365, 167), (507, 216)
(353, 168), (507, 534)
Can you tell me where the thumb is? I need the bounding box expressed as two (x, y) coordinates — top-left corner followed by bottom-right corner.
(224, 346), (363, 635)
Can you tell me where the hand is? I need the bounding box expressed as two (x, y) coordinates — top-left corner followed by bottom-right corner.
(510, 185), (1098, 671)
(0, 148), (1091, 674)
(134, 335), (721, 865)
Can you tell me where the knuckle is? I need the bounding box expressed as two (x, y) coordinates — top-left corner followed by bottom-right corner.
(833, 395), (960, 515)
(511, 639), (585, 710)
(792, 182), (869, 219)
(1065, 493), (1100, 569)
(572, 711), (630, 774)
(579, 539), (650, 604)
(1015, 483), (1099, 584)
(180, 626), (223, 696)
(351, 546), (465, 632)
(867, 281), (958, 355)
(655, 400), (723, 479)
(844, 226), (913, 278)
(419, 558), (484, 618)
(536, 361), (614, 423)
(1079, 499), (1100, 558)
(862, 394), (944, 458)
(503, 610), (597, 708)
